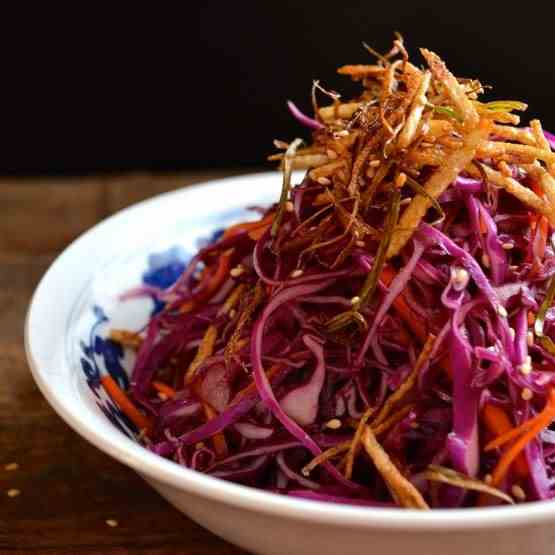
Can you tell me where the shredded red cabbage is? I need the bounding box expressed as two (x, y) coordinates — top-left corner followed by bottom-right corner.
(109, 42), (555, 509)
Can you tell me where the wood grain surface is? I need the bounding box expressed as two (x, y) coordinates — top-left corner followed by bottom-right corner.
(0, 171), (257, 554)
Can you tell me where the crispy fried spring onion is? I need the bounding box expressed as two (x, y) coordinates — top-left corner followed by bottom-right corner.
(475, 164), (555, 223)
(479, 141), (555, 165)
(225, 282), (265, 365)
(404, 175), (445, 225)
(530, 119), (555, 175)
(372, 334), (435, 428)
(534, 276), (555, 355)
(491, 124), (536, 146)
(523, 164), (555, 209)
(337, 64), (386, 79)
(420, 48), (479, 130)
(361, 427), (429, 509)
(387, 122), (487, 258)
(272, 138), (303, 238)
(344, 407), (375, 480)
(327, 190), (400, 332)
(319, 102), (362, 123)
(422, 466), (514, 505)
(218, 284), (247, 316)
(397, 70), (432, 149)
(185, 325), (218, 384)
(348, 134), (382, 195)
(380, 59), (403, 136)
(372, 403), (415, 436)
(301, 442), (350, 476)
(476, 100), (528, 114)
(432, 105), (463, 123)
(288, 154), (329, 170)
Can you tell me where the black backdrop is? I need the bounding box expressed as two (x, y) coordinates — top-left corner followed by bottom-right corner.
(2, 4), (554, 174)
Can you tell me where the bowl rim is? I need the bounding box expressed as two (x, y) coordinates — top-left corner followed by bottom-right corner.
(25, 171), (555, 531)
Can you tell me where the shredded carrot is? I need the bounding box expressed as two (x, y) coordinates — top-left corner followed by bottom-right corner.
(180, 249), (234, 313)
(489, 389), (555, 487)
(223, 214), (274, 240)
(535, 215), (549, 260)
(248, 221), (273, 241)
(201, 402), (228, 457)
(481, 403), (528, 479)
(528, 311), (536, 327)
(185, 325), (218, 384)
(230, 363), (282, 405)
(380, 266), (428, 341)
(101, 375), (152, 433)
(152, 381), (177, 399)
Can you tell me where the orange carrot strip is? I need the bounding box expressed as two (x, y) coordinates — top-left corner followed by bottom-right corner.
(380, 266), (428, 342)
(202, 402), (228, 457)
(490, 389), (555, 487)
(536, 216), (549, 260)
(101, 375), (152, 432)
(152, 381), (177, 399)
(230, 363), (282, 405)
(248, 222), (272, 241)
(179, 249), (234, 313)
(223, 214), (274, 239)
(481, 403), (528, 478)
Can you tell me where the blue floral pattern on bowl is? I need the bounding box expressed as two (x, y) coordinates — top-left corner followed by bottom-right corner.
(76, 208), (248, 438)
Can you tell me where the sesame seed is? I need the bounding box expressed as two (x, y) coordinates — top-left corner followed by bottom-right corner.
(511, 485), (526, 501)
(508, 327), (516, 340)
(285, 201), (295, 212)
(7, 489), (20, 498)
(400, 197), (411, 206)
(290, 269), (304, 278)
(482, 254), (490, 268)
(317, 177), (331, 186)
(355, 240), (365, 248)
(195, 442), (205, 450)
(325, 419), (342, 430)
(519, 355), (532, 375)
(228, 309), (237, 319)
(395, 172), (407, 188)
(527, 331), (534, 347)
(158, 392), (168, 401)
(502, 242), (514, 250)
(105, 519), (119, 528)
(509, 265), (519, 272)
(452, 267), (469, 288)
(521, 388), (533, 401)
(369, 159), (381, 168)
(4, 463), (18, 471)
(230, 266), (245, 278)
(326, 149), (338, 160)
(484, 474), (493, 485)
(497, 305), (508, 318)
(336, 130), (349, 137)
(351, 296), (361, 306)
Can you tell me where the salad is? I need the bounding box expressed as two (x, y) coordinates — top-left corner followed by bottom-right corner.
(107, 36), (555, 509)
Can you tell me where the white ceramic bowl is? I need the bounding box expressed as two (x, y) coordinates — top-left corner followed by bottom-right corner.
(26, 172), (555, 555)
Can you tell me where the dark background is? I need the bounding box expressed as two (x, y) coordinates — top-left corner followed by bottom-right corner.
(2, 4), (554, 175)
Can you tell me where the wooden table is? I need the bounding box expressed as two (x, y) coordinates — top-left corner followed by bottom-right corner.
(0, 172), (255, 554)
